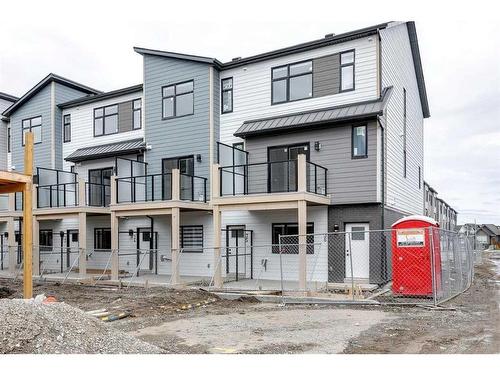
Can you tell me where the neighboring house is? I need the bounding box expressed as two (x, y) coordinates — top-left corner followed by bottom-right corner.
(0, 92), (18, 172)
(476, 224), (500, 249)
(0, 20), (432, 286)
(423, 181), (457, 230)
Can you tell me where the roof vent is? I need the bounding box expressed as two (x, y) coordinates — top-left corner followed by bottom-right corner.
(232, 57), (241, 62)
(325, 33), (335, 38)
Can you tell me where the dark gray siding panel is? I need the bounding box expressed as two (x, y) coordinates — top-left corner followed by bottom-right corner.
(118, 101), (133, 133)
(244, 120), (379, 204)
(10, 84), (52, 172)
(143, 55), (211, 192)
(313, 54), (340, 97)
(327, 203), (388, 284)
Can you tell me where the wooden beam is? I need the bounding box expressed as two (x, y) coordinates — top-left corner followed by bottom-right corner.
(7, 217), (16, 275)
(32, 217), (39, 276)
(23, 132), (34, 299)
(0, 171), (31, 184)
(0, 184), (24, 194)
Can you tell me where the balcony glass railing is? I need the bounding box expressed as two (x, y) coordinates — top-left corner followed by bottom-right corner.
(115, 173), (207, 204)
(86, 182), (111, 207)
(37, 182), (78, 208)
(219, 160), (327, 196)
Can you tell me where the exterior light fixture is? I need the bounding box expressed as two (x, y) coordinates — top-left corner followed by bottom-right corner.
(314, 141), (322, 151)
(196, 154), (202, 162)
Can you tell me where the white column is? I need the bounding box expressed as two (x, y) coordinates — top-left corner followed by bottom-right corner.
(213, 205), (222, 288)
(110, 212), (119, 280)
(171, 207), (180, 284)
(78, 212), (87, 277)
(298, 200), (307, 290)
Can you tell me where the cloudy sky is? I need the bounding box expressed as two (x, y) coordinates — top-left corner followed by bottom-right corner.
(1, 0), (498, 224)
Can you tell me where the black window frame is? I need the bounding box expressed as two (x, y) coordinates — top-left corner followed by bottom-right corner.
(94, 228), (111, 251)
(221, 77), (233, 114)
(161, 80), (195, 120)
(93, 104), (119, 137)
(39, 229), (53, 252)
(21, 115), (42, 146)
(271, 60), (313, 105)
(63, 114), (71, 143)
(340, 50), (355, 92)
(351, 124), (368, 159)
(132, 99), (142, 130)
(180, 225), (204, 253)
(271, 222), (314, 254)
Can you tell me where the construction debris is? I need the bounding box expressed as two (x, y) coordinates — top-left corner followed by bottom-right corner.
(0, 298), (162, 354)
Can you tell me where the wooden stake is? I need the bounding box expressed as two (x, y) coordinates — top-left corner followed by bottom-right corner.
(23, 132), (34, 299)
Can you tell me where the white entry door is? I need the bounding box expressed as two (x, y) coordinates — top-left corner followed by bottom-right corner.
(345, 223), (370, 280)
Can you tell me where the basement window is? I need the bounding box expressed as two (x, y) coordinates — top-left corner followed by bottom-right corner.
(180, 225), (203, 253)
(271, 223), (314, 254)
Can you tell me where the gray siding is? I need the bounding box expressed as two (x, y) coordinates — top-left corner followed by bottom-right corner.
(0, 98), (13, 170)
(313, 54), (340, 98)
(244, 120), (379, 204)
(54, 83), (89, 169)
(118, 101), (133, 133)
(143, 55), (212, 192)
(10, 84), (53, 172)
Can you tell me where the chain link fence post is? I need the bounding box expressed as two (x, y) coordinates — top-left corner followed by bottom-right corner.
(347, 231), (354, 301)
(429, 227), (438, 306)
(279, 234), (284, 304)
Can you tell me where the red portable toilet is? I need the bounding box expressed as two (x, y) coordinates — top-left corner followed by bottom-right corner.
(391, 215), (441, 297)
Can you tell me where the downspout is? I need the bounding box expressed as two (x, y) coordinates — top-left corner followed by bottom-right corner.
(378, 116), (385, 229)
(146, 215), (155, 273)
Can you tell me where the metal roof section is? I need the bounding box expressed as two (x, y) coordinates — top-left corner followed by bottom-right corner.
(2, 73), (102, 117)
(133, 47), (224, 68)
(58, 84), (143, 109)
(480, 224), (500, 237)
(234, 86), (393, 138)
(0, 91), (18, 102)
(65, 138), (146, 163)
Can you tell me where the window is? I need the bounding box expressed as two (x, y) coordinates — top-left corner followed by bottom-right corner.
(221, 77), (233, 113)
(94, 105), (118, 136)
(272, 60), (312, 104)
(180, 225), (203, 252)
(403, 88), (407, 178)
(350, 226), (366, 240)
(39, 229), (53, 252)
(340, 51), (355, 91)
(70, 165), (75, 173)
(133, 99), (142, 129)
(352, 125), (367, 158)
(7, 127), (10, 152)
(63, 114), (71, 142)
(162, 80), (194, 119)
(272, 223), (314, 254)
(22, 116), (42, 145)
(94, 228), (111, 250)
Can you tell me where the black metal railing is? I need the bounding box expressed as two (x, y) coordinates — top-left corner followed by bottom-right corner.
(219, 160), (328, 196)
(115, 173), (207, 204)
(86, 182), (111, 207)
(37, 182), (78, 208)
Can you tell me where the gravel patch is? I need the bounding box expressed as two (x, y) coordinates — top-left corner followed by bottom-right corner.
(0, 298), (163, 354)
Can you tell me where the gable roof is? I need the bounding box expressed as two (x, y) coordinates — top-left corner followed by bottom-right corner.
(234, 86), (393, 138)
(2, 73), (102, 117)
(58, 84), (143, 109)
(480, 224), (500, 237)
(0, 92), (18, 102)
(133, 47), (224, 68)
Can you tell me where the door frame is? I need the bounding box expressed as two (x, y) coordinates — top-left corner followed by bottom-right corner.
(224, 225), (254, 281)
(344, 222), (370, 280)
(267, 142), (310, 193)
(66, 229), (79, 268)
(88, 167), (113, 206)
(136, 227), (158, 274)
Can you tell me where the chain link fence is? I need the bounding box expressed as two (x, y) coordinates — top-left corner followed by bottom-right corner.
(277, 227), (474, 305)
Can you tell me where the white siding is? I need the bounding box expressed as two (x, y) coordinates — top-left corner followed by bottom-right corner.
(380, 22), (425, 215)
(219, 37), (379, 145)
(62, 92), (144, 172)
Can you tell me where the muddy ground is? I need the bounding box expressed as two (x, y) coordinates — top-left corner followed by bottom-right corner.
(0, 257), (498, 354)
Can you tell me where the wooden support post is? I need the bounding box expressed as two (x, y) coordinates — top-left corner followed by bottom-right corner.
(297, 154), (307, 193)
(32, 217), (39, 276)
(110, 212), (119, 280)
(78, 178), (86, 207)
(23, 132), (34, 299)
(7, 217), (16, 275)
(298, 200), (307, 291)
(211, 164), (220, 200)
(110, 176), (116, 205)
(171, 207), (180, 284)
(171, 169), (180, 201)
(78, 212), (87, 277)
(213, 205), (222, 288)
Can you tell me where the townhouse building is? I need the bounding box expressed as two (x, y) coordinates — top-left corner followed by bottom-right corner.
(424, 181), (457, 230)
(1, 21), (432, 288)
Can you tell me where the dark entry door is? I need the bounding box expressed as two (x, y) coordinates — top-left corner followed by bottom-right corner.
(225, 226), (253, 281)
(268, 144), (309, 193)
(88, 167), (113, 206)
(66, 229), (79, 268)
(136, 228), (158, 274)
(162, 156), (194, 200)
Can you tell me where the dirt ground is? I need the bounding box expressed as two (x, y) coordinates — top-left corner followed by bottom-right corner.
(0, 257), (498, 354)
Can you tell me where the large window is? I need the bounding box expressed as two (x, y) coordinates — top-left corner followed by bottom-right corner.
(94, 105), (118, 136)
(22, 116), (42, 145)
(39, 229), (53, 252)
(272, 61), (313, 104)
(340, 51), (355, 92)
(63, 114), (71, 142)
(180, 225), (203, 252)
(352, 125), (367, 158)
(94, 228), (111, 250)
(221, 77), (233, 113)
(133, 99), (142, 129)
(271, 223), (314, 254)
(162, 80), (194, 119)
